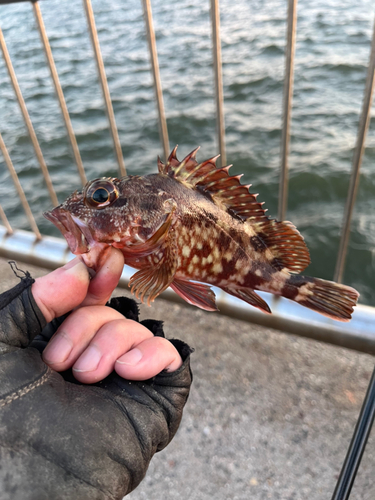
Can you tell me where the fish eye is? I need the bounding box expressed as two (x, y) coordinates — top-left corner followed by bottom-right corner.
(92, 187), (110, 204)
(83, 179), (119, 209)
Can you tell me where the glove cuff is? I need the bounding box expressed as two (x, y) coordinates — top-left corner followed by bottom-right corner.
(0, 263), (34, 310)
(0, 264), (46, 348)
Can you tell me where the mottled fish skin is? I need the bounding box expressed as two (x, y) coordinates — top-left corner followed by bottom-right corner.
(44, 147), (359, 321)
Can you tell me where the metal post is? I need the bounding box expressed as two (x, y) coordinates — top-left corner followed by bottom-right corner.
(0, 133), (41, 239)
(32, 1), (87, 186)
(334, 18), (375, 283)
(331, 364), (375, 500)
(0, 205), (13, 235)
(141, 0), (169, 162)
(278, 0), (298, 222)
(83, 0), (126, 177)
(0, 26), (58, 206)
(210, 0), (226, 168)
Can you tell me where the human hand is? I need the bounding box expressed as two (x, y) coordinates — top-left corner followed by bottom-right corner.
(32, 248), (182, 383)
(0, 252), (192, 499)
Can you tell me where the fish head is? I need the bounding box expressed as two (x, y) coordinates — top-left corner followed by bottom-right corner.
(44, 175), (176, 269)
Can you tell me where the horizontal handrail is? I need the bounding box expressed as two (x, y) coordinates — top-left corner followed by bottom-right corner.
(0, 1), (31, 5)
(0, 224), (374, 355)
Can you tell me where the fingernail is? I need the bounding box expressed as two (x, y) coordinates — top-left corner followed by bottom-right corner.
(73, 345), (102, 372)
(116, 348), (143, 366)
(63, 257), (94, 278)
(64, 257), (84, 270)
(65, 261), (88, 277)
(43, 332), (73, 365)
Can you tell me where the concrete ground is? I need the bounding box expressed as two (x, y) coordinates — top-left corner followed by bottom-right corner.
(0, 256), (374, 500)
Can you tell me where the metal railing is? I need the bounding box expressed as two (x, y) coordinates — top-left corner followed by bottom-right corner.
(0, 0), (374, 353)
(0, 2), (375, 499)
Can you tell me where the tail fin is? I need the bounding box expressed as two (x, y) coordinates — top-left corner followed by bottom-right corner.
(286, 275), (359, 322)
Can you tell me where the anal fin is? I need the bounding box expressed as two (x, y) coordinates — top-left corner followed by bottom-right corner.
(170, 278), (218, 311)
(223, 286), (271, 314)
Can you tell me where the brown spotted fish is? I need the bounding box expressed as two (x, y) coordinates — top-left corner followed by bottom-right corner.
(45, 147), (359, 321)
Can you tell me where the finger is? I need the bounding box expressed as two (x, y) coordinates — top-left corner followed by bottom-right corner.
(71, 319), (154, 384)
(42, 305), (127, 371)
(115, 336), (183, 381)
(42, 302), (182, 384)
(31, 257), (90, 323)
(80, 247), (124, 307)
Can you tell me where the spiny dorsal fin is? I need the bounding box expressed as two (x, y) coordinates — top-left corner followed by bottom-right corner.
(161, 147), (310, 273)
(161, 146), (268, 222)
(253, 219), (311, 273)
(157, 155), (165, 173)
(158, 145), (182, 174)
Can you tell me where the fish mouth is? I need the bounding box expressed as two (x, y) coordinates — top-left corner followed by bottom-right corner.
(44, 207), (91, 255)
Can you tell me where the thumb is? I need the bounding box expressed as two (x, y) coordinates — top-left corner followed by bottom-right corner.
(31, 258), (90, 324)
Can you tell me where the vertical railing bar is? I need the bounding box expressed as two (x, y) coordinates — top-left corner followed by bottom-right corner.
(32, 1), (87, 186)
(334, 18), (375, 284)
(0, 133), (42, 239)
(0, 26), (58, 207)
(331, 363), (375, 500)
(0, 205), (13, 236)
(278, 0), (298, 222)
(210, 0), (226, 168)
(141, 0), (169, 162)
(82, 0), (126, 177)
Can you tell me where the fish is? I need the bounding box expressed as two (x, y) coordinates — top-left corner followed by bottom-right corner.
(44, 146), (359, 321)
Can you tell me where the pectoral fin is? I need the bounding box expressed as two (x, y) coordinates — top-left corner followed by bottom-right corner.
(129, 232), (177, 306)
(171, 278), (218, 311)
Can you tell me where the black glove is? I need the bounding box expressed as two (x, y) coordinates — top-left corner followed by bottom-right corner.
(0, 271), (193, 500)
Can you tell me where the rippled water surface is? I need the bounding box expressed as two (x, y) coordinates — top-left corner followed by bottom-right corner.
(0, 0), (374, 304)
